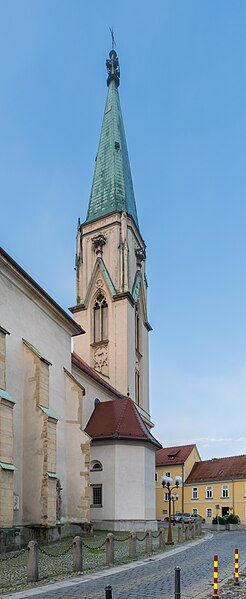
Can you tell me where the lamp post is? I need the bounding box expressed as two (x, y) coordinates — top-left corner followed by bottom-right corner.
(171, 493), (179, 525)
(161, 475), (182, 544)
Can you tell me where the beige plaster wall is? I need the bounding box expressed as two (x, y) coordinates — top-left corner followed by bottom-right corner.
(0, 263), (87, 527)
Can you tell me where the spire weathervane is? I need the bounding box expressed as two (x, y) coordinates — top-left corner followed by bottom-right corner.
(106, 30), (120, 87)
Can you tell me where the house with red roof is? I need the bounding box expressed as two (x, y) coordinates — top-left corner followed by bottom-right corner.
(184, 455), (246, 523)
(155, 446), (246, 524)
(155, 444), (201, 518)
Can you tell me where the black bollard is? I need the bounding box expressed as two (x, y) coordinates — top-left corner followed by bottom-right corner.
(175, 567), (181, 599)
(105, 585), (113, 599)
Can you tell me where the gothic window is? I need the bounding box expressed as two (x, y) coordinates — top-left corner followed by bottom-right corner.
(93, 293), (108, 343)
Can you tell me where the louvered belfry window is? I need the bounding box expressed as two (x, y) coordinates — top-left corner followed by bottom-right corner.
(93, 293), (108, 342)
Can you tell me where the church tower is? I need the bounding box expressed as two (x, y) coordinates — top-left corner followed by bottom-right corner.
(71, 48), (151, 422)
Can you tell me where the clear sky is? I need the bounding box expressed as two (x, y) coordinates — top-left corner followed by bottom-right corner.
(1, 1), (246, 460)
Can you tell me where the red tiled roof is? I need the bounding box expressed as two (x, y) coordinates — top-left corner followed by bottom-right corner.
(85, 398), (161, 449)
(72, 352), (126, 399)
(156, 444), (196, 466)
(186, 455), (246, 484)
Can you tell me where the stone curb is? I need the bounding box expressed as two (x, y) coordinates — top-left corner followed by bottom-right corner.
(1, 534), (213, 599)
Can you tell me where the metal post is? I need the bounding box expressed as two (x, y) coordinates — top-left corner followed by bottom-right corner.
(167, 490), (173, 544)
(213, 554), (219, 597)
(105, 586), (113, 599)
(175, 566), (181, 599)
(73, 535), (83, 572)
(234, 548), (239, 586)
(27, 540), (39, 582)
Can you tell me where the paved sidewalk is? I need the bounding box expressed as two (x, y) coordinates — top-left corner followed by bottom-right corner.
(2, 532), (246, 599)
(219, 571), (246, 598)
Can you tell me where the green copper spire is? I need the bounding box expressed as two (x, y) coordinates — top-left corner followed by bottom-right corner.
(85, 49), (139, 229)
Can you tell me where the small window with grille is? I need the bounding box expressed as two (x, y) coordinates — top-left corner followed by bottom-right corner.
(91, 485), (102, 507)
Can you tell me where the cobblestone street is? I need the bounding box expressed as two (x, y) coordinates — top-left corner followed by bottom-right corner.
(2, 531), (246, 599)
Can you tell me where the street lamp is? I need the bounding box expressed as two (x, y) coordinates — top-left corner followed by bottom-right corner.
(171, 493), (179, 525)
(161, 475), (182, 544)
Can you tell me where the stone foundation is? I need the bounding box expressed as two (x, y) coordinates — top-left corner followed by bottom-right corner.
(92, 519), (158, 532)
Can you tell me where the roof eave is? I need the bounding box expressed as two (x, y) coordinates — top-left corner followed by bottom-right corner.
(0, 247), (84, 337)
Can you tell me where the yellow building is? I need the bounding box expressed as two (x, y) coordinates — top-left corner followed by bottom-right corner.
(155, 444), (201, 519)
(184, 455), (246, 524)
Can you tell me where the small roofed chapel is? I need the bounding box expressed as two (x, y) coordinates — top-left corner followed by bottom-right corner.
(0, 47), (161, 549)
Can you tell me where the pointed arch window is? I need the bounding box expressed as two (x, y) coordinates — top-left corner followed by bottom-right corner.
(93, 293), (108, 343)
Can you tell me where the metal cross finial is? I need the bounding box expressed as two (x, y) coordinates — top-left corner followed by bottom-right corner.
(106, 32), (120, 87)
(109, 27), (116, 50)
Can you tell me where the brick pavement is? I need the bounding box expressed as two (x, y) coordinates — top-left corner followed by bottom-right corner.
(2, 532), (246, 599)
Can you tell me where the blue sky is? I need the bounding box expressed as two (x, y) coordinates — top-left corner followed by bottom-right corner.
(1, 1), (246, 459)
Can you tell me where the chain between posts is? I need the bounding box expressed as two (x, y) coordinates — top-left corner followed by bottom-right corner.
(82, 538), (107, 550)
(0, 548), (26, 561)
(39, 543), (73, 557)
(114, 535), (132, 542)
(136, 532), (148, 541)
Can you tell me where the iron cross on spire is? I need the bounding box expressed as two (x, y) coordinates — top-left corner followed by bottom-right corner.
(106, 29), (120, 87)
(109, 26), (116, 50)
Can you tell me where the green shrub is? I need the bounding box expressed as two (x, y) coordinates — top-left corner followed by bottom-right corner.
(227, 514), (240, 524)
(212, 516), (226, 525)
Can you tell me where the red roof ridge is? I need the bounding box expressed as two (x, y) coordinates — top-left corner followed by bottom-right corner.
(198, 453), (246, 463)
(156, 443), (197, 466)
(185, 454), (246, 484)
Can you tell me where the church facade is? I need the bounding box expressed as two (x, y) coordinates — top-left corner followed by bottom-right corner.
(0, 48), (160, 548)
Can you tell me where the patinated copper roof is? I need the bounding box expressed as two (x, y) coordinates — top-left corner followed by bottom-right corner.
(186, 455), (246, 483)
(156, 444), (197, 466)
(85, 49), (139, 229)
(85, 397), (161, 448)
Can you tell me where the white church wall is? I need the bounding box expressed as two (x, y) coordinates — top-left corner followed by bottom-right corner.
(71, 365), (120, 428)
(90, 443), (116, 522)
(114, 443), (145, 520)
(89, 441), (157, 531)
(144, 446), (156, 520)
(0, 263), (89, 528)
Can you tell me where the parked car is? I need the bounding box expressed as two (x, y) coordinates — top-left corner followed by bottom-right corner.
(181, 513), (196, 523)
(170, 513), (183, 523)
(193, 514), (205, 524)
